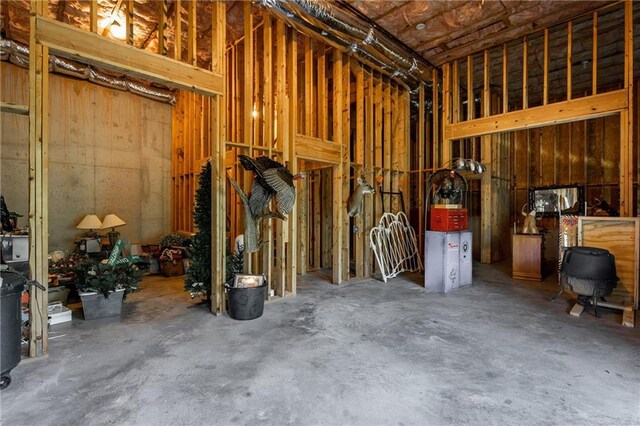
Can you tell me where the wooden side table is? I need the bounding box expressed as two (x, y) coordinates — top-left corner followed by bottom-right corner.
(512, 233), (543, 281)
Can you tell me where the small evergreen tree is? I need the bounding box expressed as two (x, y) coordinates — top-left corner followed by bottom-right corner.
(185, 161), (212, 301)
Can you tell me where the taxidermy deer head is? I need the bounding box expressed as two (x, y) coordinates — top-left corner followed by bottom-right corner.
(347, 170), (375, 217)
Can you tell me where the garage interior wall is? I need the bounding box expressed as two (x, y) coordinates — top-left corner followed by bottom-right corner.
(0, 62), (172, 252)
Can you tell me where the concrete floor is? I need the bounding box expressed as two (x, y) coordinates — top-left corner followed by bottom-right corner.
(2, 262), (639, 425)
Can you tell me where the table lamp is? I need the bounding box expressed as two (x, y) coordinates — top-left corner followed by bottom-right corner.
(101, 214), (126, 247)
(76, 214), (103, 237)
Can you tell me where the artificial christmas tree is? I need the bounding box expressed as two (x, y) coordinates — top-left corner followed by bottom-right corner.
(184, 161), (212, 301)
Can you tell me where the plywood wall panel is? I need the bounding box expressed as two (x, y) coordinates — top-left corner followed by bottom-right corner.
(556, 123), (572, 185)
(540, 125), (555, 186)
(1, 65), (172, 252)
(570, 121), (586, 183)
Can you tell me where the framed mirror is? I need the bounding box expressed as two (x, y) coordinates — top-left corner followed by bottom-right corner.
(529, 184), (585, 216)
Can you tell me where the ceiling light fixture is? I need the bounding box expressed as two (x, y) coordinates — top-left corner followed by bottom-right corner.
(415, 23), (426, 30)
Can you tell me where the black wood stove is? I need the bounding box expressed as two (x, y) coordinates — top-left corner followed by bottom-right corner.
(560, 246), (618, 317)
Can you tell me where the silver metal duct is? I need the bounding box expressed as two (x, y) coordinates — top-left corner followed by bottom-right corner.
(257, 0), (433, 88)
(50, 56), (89, 79)
(0, 37), (176, 105)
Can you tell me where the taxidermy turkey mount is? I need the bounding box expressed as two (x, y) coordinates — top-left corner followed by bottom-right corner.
(228, 155), (305, 253)
(428, 169), (468, 205)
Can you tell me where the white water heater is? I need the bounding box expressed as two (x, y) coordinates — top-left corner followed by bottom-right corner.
(424, 230), (473, 293)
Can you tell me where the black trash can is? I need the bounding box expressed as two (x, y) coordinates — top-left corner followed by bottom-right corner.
(227, 283), (267, 320)
(1, 270), (26, 390)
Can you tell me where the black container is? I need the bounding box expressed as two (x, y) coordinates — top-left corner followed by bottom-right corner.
(561, 246), (617, 281)
(227, 283), (267, 320)
(0, 270), (26, 390)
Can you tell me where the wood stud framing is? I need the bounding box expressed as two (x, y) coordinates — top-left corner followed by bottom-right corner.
(28, 0), (49, 357)
(90, 0), (98, 33)
(211, 0), (226, 315)
(441, 1), (636, 265)
(174, 0), (181, 61)
(21, 1), (636, 336)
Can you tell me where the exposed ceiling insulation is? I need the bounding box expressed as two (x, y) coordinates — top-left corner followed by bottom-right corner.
(0, 0), (632, 93)
(345, 0), (614, 66)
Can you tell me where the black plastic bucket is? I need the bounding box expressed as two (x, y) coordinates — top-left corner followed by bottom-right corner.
(1, 270), (26, 390)
(227, 283), (267, 320)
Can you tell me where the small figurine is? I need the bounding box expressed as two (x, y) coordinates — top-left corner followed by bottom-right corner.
(521, 204), (538, 234)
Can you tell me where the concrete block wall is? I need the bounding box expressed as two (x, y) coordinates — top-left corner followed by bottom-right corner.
(0, 62), (172, 253)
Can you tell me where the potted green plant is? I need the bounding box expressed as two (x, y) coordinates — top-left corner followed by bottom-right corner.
(77, 261), (142, 319)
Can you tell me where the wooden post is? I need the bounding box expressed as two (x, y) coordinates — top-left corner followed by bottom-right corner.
(126, 0), (134, 45)
(304, 37), (314, 136)
(318, 48), (327, 140)
(158, 0), (168, 55)
(332, 50), (345, 284)
(211, 1), (226, 314)
(262, 13), (274, 285)
(274, 20), (286, 296)
(418, 83), (425, 254)
(243, 3), (254, 273)
(90, 0), (98, 33)
(567, 20), (572, 101)
(354, 64), (364, 277)
(313, 171), (321, 270)
(452, 60), (460, 124)
(187, 0), (196, 65)
(543, 29), (548, 105)
(174, 0), (181, 61)
(286, 28), (297, 295)
(374, 73), (383, 223)
(593, 12), (598, 96)
(432, 69), (439, 167)
(400, 88), (409, 211)
(621, 0), (633, 217)
(467, 55), (474, 120)
(364, 69), (374, 276)
(28, 0), (49, 357)
(341, 55), (351, 283)
(523, 36), (528, 109)
(481, 49), (492, 263)
(502, 44), (508, 113)
(442, 63), (451, 166)
(383, 79), (392, 196)
(298, 175), (308, 276)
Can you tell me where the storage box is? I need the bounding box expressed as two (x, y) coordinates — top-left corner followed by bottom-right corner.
(48, 304), (72, 325)
(161, 261), (184, 277)
(430, 208), (468, 231)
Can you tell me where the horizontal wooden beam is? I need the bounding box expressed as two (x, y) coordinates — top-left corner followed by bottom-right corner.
(444, 89), (627, 140)
(0, 101), (29, 115)
(35, 16), (223, 97)
(295, 135), (342, 164)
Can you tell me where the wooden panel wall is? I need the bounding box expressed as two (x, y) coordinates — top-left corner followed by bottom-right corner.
(512, 115), (622, 224)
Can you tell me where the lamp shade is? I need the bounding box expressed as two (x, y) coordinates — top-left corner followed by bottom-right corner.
(76, 214), (103, 230)
(101, 214), (126, 230)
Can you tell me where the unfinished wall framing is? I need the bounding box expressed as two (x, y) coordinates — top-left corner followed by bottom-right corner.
(172, 3), (417, 292)
(440, 1), (637, 264)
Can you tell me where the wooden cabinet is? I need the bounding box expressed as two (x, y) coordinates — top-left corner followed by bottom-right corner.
(512, 233), (543, 281)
